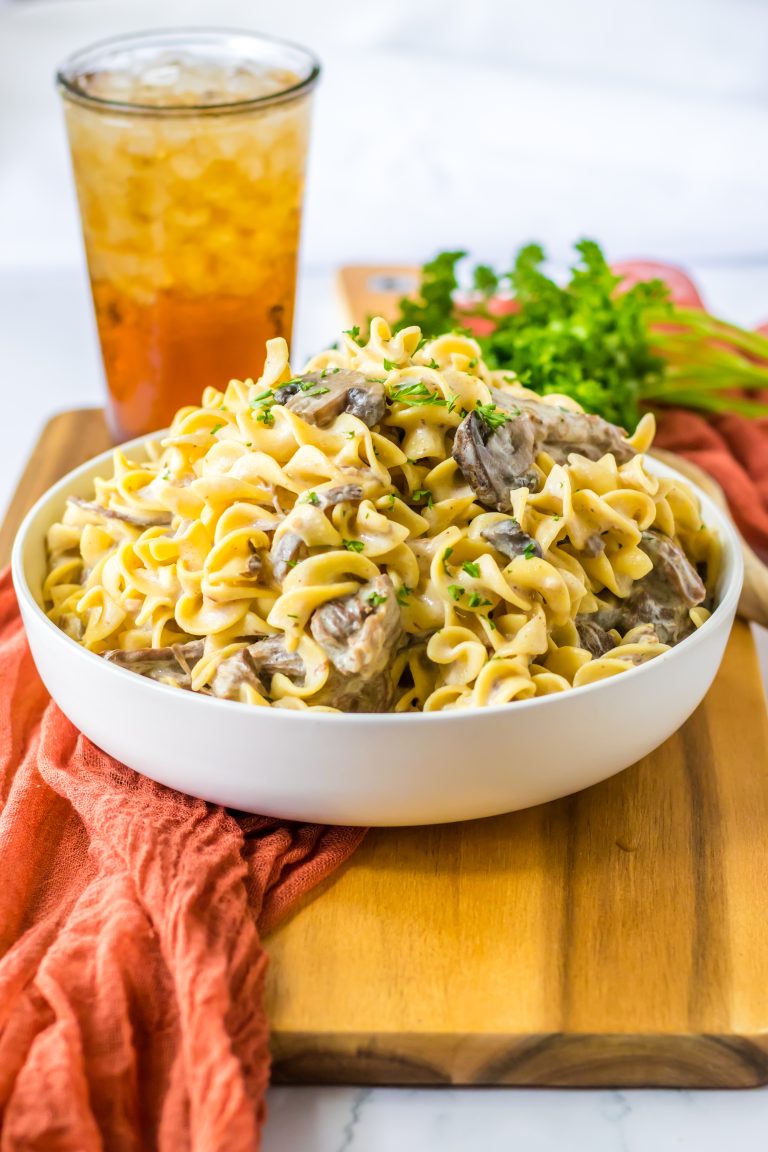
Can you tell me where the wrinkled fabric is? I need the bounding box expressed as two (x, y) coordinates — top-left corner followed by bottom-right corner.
(655, 406), (768, 563)
(0, 570), (365, 1151)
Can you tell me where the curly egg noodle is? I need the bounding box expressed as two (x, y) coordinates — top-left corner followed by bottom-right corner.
(44, 318), (719, 713)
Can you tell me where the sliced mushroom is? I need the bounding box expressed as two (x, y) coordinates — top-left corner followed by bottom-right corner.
(481, 518), (542, 560)
(103, 639), (204, 688)
(452, 411), (538, 512)
(492, 393), (637, 466)
(68, 496), (172, 530)
(454, 396), (638, 513)
(274, 371), (386, 428)
(346, 384), (386, 427)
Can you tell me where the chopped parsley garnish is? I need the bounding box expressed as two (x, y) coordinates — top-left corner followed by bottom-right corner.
(523, 541), (538, 559)
(160, 468), (171, 481)
(249, 389), (273, 406)
(442, 546), (454, 571)
(286, 559), (298, 569)
(396, 585), (412, 606)
(287, 613), (299, 620)
(413, 335), (428, 354)
(427, 358), (440, 370)
(468, 357), (478, 369)
(343, 326), (361, 341)
(474, 403), (510, 431)
(256, 409), (274, 427)
(448, 584), (465, 601)
(411, 489), (433, 508)
(299, 381), (330, 396)
(462, 561), (480, 578)
(388, 493), (397, 509)
(467, 591), (492, 608)
(486, 616), (497, 631)
(345, 430), (356, 439)
(305, 492), (321, 506)
(210, 423), (223, 435)
(367, 591), (388, 607)
(552, 514), (561, 522)
(342, 539), (364, 553)
(390, 381), (447, 408)
(447, 394), (460, 413)
(383, 358), (396, 371)
(244, 441), (252, 448)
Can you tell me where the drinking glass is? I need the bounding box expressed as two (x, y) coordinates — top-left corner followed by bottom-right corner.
(57, 29), (320, 440)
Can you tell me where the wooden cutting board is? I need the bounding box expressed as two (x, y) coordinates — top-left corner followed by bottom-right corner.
(3, 354), (768, 1089)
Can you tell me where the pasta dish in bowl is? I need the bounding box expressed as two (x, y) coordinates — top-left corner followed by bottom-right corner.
(42, 320), (719, 713)
(12, 320), (742, 823)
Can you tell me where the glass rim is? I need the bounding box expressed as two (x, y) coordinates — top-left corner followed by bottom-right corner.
(56, 26), (321, 116)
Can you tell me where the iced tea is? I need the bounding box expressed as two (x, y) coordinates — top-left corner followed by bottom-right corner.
(58, 31), (319, 440)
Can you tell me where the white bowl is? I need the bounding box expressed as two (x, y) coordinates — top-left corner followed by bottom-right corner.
(12, 433), (743, 826)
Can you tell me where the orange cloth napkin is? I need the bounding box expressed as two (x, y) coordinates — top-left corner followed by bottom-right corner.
(0, 569), (365, 1151)
(613, 262), (768, 565)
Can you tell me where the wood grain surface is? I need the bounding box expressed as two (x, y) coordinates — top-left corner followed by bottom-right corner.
(4, 399), (767, 1088)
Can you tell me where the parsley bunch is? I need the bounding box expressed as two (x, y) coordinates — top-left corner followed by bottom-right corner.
(395, 240), (768, 427)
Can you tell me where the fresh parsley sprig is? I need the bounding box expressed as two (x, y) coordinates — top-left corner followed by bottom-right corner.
(394, 240), (768, 426)
(389, 381), (448, 408)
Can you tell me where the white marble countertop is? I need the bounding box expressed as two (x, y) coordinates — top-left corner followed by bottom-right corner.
(2, 1), (768, 1147)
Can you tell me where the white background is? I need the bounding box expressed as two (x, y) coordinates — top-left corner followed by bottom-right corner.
(1, 1), (767, 1148)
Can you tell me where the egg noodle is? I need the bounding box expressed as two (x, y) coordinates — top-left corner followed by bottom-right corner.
(44, 318), (719, 712)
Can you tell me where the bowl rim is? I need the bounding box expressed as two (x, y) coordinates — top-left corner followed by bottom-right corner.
(11, 429), (745, 725)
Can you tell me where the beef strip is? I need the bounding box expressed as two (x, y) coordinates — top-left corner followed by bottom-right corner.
(453, 397), (636, 511)
(314, 484), (364, 509)
(640, 531), (707, 605)
(246, 546), (263, 579)
(575, 618), (616, 658)
(585, 530), (707, 646)
(319, 666), (395, 712)
(307, 574), (403, 711)
(274, 371), (386, 428)
(248, 602), (401, 712)
(270, 531), (308, 585)
(103, 639), (204, 688)
(582, 533), (606, 557)
(210, 649), (266, 701)
(68, 496), (172, 529)
(481, 517), (542, 560)
(310, 575), (401, 677)
(246, 635), (306, 681)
